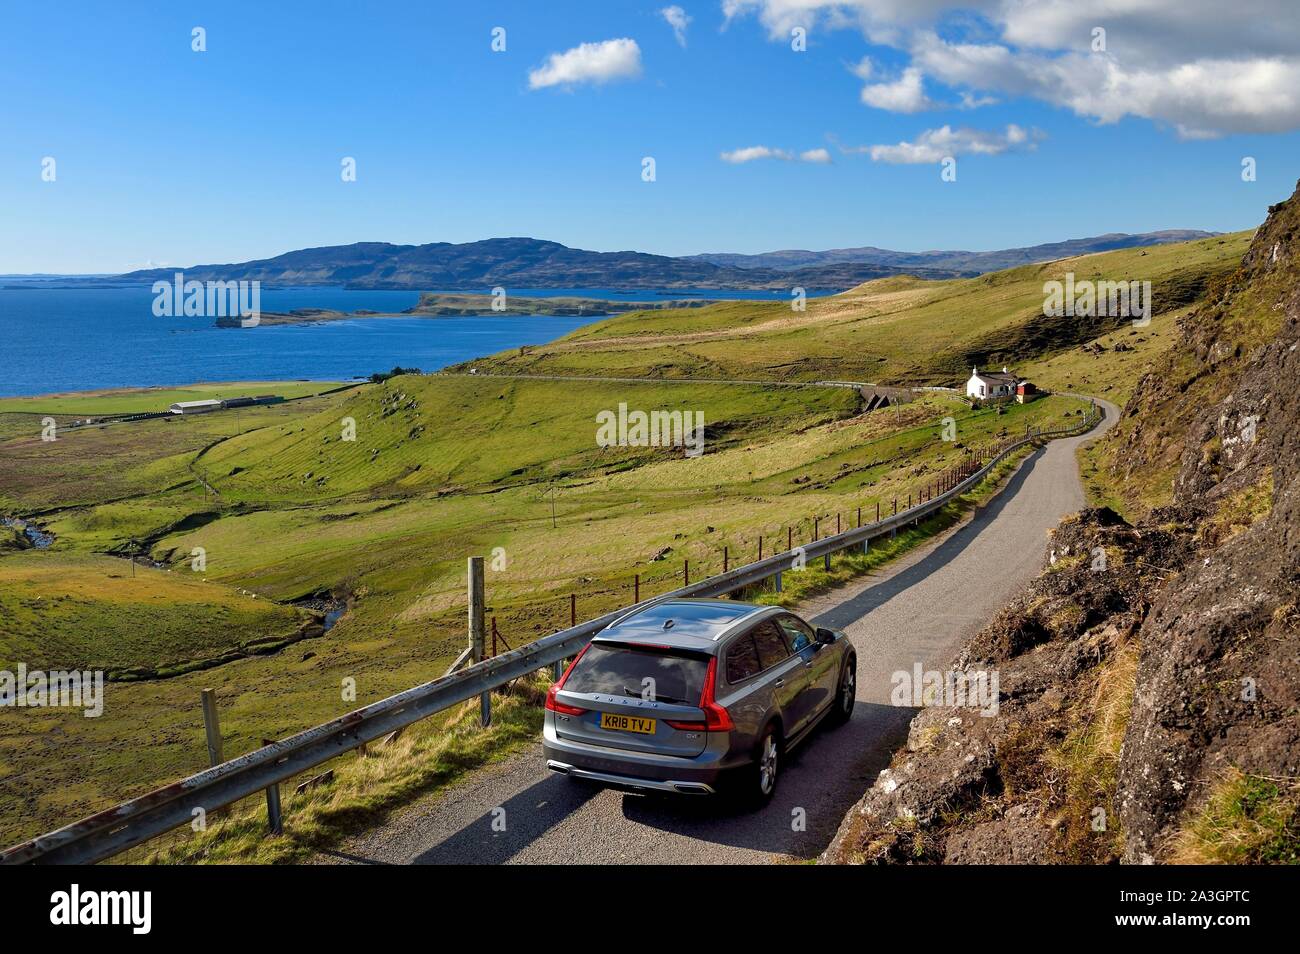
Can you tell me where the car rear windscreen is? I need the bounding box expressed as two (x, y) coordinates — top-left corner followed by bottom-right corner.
(565, 643), (708, 706)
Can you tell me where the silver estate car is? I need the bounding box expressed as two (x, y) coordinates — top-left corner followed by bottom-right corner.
(543, 598), (856, 804)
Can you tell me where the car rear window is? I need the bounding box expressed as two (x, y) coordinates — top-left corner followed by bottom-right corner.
(565, 643), (708, 705)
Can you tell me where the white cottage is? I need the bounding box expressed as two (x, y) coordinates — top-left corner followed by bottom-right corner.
(966, 366), (1019, 401)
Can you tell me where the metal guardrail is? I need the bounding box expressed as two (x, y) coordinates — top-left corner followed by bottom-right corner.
(1, 405), (1101, 865)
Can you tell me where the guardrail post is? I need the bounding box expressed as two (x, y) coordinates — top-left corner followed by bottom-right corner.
(774, 571), (782, 593)
(468, 556), (489, 727)
(823, 552), (831, 571)
(262, 739), (283, 835)
(862, 537), (870, 554)
(201, 688), (223, 767)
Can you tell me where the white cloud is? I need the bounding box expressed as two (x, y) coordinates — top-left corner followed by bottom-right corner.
(720, 145), (833, 163)
(528, 38), (643, 90)
(859, 65), (936, 112)
(725, 0), (1300, 138)
(721, 145), (793, 162)
(661, 6), (692, 47)
(858, 123), (1040, 163)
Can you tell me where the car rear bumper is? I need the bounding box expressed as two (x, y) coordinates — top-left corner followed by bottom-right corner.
(545, 759), (716, 794)
(542, 720), (742, 794)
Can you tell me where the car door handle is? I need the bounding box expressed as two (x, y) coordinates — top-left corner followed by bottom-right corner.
(773, 679), (785, 688)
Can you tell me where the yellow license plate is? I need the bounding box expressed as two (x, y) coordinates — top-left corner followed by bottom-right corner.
(599, 712), (656, 735)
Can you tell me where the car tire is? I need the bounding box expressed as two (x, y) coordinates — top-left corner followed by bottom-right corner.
(741, 724), (781, 808)
(828, 654), (856, 726)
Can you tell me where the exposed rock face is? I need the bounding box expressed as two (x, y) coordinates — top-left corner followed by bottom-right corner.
(1116, 185), (1300, 863)
(824, 181), (1300, 866)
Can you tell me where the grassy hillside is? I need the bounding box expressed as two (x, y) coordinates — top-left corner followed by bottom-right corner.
(0, 368), (1087, 844)
(455, 232), (1251, 385)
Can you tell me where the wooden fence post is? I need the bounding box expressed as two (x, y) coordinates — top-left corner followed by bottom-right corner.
(262, 739), (283, 835)
(468, 556), (489, 727)
(201, 688), (223, 767)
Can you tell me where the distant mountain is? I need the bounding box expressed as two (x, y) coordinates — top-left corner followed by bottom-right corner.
(121, 238), (926, 292)
(114, 231), (1217, 293)
(685, 230), (1218, 274)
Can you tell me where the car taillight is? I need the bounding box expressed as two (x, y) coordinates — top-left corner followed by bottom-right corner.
(671, 657), (733, 732)
(545, 644), (590, 716)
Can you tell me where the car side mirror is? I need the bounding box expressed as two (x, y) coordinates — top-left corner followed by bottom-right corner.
(815, 627), (836, 645)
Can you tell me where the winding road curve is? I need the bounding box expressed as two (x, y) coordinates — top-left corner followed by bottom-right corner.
(320, 399), (1118, 865)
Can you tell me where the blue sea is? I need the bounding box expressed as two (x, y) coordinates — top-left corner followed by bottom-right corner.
(0, 284), (801, 398)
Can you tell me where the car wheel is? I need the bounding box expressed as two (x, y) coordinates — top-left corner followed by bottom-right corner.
(746, 726), (780, 806)
(828, 655), (856, 726)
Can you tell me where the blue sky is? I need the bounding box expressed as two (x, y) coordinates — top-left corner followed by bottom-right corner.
(3, 0), (1298, 272)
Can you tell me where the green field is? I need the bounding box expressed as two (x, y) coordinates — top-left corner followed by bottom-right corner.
(0, 380), (348, 416)
(0, 551), (312, 677)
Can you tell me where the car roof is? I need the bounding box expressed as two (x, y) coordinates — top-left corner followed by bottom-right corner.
(595, 598), (773, 653)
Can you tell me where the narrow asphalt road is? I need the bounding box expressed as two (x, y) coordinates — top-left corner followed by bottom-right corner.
(321, 401), (1117, 865)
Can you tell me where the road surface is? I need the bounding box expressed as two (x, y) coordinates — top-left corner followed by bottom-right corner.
(320, 400), (1117, 865)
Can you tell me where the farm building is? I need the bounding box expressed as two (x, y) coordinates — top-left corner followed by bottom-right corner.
(966, 366), (1035, 403)
(168, 399), (222, 415)
(169, 395), (285, 415)
(966, 366), (1017, 400)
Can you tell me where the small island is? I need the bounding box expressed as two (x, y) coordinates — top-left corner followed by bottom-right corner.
(214, 293), (720, 327)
